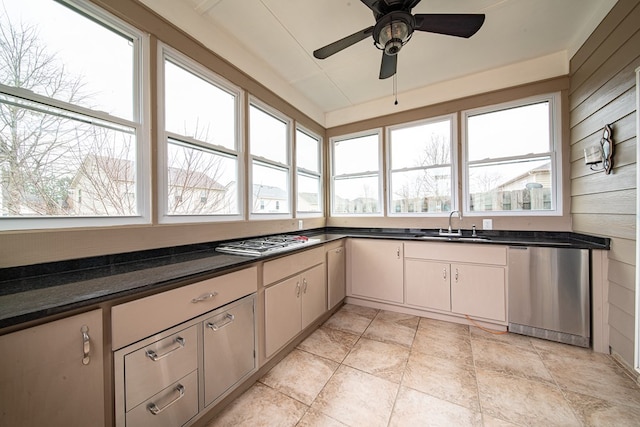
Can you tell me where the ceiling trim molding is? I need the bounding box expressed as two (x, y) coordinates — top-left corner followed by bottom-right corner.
(324, 51), (570, 128)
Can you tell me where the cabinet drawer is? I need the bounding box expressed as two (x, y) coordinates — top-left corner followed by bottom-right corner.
(126, 370), (198, 427)
(125, 325), (198, 411)
(112, 266), (257, 349)
(203, 295), (256, 407)
(404, 242), (506, 265)
(264, 246), (324, 285)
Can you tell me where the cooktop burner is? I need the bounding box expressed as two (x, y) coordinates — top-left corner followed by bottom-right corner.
(215, 235), (316, 256)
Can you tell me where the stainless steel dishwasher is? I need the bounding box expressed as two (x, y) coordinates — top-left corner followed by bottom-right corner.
(508, 246), (590, 347)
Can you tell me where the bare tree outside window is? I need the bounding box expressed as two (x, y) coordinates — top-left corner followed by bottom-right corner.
(389, 118), (453, 214)
(0, 3), (141, 220)
(0, 17), (88, 215)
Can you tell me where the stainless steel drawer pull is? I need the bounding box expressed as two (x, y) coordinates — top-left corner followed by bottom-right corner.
(206, 313), (235, 331)
(302, 278), (308, 293)
(81, 325), (91, 365)
(146, 337), (186, 361)
(147, 384), (185, 415)
(191, 292), (218, 303)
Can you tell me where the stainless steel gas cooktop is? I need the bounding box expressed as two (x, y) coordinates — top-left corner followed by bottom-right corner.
(215, 235), (319, 257)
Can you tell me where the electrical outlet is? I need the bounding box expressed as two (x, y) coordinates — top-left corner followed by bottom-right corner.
(482, 219), (493, 230)
(298, 220), (303, 230)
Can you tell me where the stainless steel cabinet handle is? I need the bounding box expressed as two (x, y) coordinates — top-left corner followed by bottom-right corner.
(335, 248), (343, 253)
(443, 268), (447, 280)
(81, 325), (91, 365)
(191, 292), (218, 303)
(455, 268), (459, 282)
(146, 337), (185, 361)
(396, 247), (400, 259)
(148, 384), (185, 415)
(303, 278), (308, 293)
(206, 313), (235, 331)
(296, 282), (301, 297)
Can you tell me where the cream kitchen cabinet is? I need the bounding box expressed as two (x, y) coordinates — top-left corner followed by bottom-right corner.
(264, 247), (326, 358)
(348, 238), (404, 303)
(113, 267), (257, 427)
(404, 242), (507, 323)
(326, 242), (346, 309)
(405, 259), (451, 311)
(0, 309), (105, 427)
(450, 263), (506, 321)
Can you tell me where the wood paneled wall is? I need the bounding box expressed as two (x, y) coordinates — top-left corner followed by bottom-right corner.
(569, 0), (640, 368)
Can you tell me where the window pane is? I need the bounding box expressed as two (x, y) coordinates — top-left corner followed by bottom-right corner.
(468, 157), (552, 212)
(167, 140), (238, 215)
(296, 129), (319, 172)
(0, 102), (136, 217)
(1, 0), (134, 120)
(164, 60), (236, 149)
(252, 162), (289, 213)
(297, 173), (321, 213)
(333, 134), (379, 175)
(333, 175), (380, 214)
(391, 168), (451, 213)
(467, 102), (550, 161)
(250, 105), (287, 164)
(391, 120), (451, 169)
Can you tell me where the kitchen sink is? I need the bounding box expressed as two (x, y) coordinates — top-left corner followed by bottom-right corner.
(414, 235), (491, 242)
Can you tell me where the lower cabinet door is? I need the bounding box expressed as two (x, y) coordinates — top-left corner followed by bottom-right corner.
(0, 309), (104, 427)
(302, 263), (327, 329)
(203, 295), (256, 407)
(126, 370), (198, 427)
(265, 275), (302, 357)
(450, 263), (506, 321)
(327, 246), (346, 309)
(405, 259), (451, 311)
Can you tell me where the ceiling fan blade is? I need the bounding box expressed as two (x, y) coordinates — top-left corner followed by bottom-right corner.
(379, 52), (397, 79)
(313, 26), (374, 59)
(414, 14), (485, 38)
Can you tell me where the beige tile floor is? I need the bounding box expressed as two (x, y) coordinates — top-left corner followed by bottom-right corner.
(206, 304), (640, 426)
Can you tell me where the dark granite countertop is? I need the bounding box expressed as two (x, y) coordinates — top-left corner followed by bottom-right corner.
(0, 227), (609, 330)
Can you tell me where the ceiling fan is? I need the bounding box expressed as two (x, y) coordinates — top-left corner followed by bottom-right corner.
(313, 0), (485, 79)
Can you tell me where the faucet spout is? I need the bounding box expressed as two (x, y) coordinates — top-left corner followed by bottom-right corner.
(440, 210), (462, 236)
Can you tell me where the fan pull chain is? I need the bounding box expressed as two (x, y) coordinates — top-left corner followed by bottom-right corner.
(393, 74), (398, 105)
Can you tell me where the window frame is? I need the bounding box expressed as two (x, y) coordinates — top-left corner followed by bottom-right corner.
(0, 0), (150, 230)
(157, 43), (244, 223)
(461, 92), (563, 217)
(248, 96), (293, 219)
(295, 125), (323, 217)
(330, 128), (384, 217)
(386, 115), (458, 217)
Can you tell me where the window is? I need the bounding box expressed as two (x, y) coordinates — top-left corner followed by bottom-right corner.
(296, 127), (322, 215)
(159, 46), (241, 220)
(331, 130), (382, 215)
(463, 94), (561, 215)
(249, 100), (291, 216)
(388, 116), (456, 215)
(0, 0), (147, 229)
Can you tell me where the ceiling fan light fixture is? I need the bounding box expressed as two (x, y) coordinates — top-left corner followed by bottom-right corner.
(374, 11), (414, 56)
(379, 21), (409, 55)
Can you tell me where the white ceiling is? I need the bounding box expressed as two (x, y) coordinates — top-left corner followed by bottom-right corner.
(141, 0), (617, 128)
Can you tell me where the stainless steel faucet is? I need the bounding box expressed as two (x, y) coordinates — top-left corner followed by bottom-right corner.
(440, 210), (462, 236)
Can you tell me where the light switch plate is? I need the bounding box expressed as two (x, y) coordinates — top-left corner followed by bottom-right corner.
(482, 219), (493, 230)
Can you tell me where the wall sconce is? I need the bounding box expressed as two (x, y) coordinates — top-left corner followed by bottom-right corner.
(584, 124), (614, 174)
